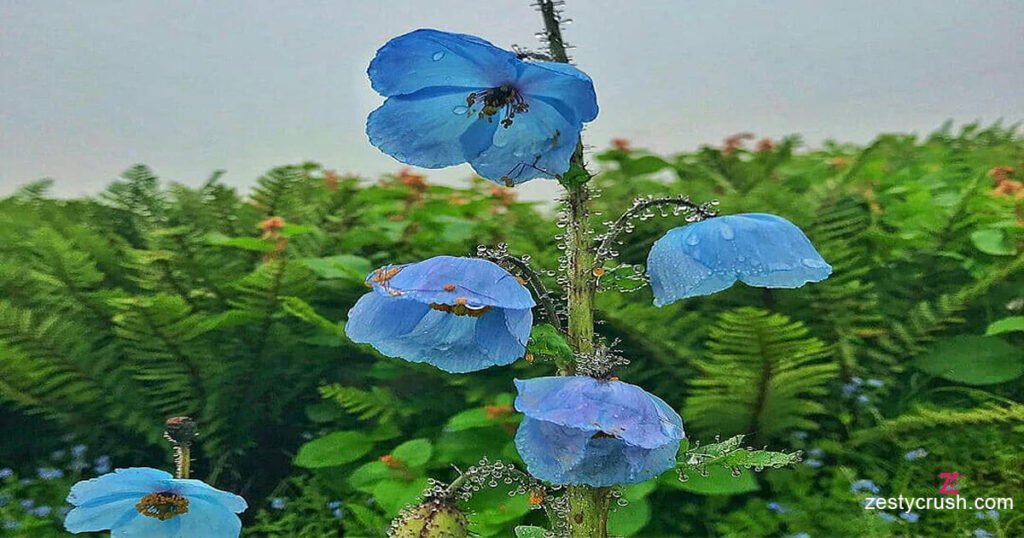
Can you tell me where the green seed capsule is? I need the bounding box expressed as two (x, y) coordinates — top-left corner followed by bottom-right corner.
(389, 499), (468, 538)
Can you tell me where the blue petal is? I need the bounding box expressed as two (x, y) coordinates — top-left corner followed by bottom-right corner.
(467, 97), (580, 184)
(514, 377), (684, 448)
(345, 294), (431, 343)
(647, 213), (832, 306)
(345, 293), (531, 373)
(515, 417), (591, 484)
(368, 256), (535, 309)
(368, 29), (517, 97)
(367, 87), (497, 169)
(65, 496), (139, 534)
(174, 480), (248, 514)
(67, 468), (169, 507)
(112, 514), (177, 538)
(517, 61), (598, 123)
(176, 496), (243, 538)
(515, 417), (680, 486)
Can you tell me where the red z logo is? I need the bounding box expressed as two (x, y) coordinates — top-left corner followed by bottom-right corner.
(938, 472), (962, 495)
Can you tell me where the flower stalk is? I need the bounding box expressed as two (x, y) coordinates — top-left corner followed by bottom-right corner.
(536, 1), (609, 535)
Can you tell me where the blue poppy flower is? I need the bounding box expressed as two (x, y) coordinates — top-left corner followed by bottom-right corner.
(64, 468), (247, 537)
(646, 213), (831, 306)
(850, 479), (880, 494)
(366, 29), (598, 185)
(345, 256), (534, 373)
(513, 376), (684, 486)
(899, 511), (919, 523)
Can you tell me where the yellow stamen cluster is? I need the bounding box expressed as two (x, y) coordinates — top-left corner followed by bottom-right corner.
(136, 492), (189, 521)
(430, 302), (493, 317)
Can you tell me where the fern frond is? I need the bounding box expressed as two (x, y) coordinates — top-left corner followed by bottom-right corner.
(319, 384), (405, 423)
(852, 403), (1024, 444)
(684, 307), (838, 441)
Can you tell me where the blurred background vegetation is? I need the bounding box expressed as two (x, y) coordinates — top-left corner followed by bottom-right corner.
(1, 122), (1022, 537)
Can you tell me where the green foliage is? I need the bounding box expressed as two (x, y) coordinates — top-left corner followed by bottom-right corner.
(3, 122), (1024, 537)
(685, 307), (837, 440)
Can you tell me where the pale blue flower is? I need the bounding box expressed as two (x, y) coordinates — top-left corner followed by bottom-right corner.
(514, 376), (684, 486)
(851, 479), (880, 493)
(647, 213), (831, 306)
(973, 530), (994, 538)
(64, 468), (247, 537)
(904, 448), (928, 461)
(367, 29), (598, 185)
(899, 511), (919, 523)
(345, 256), (534, 373)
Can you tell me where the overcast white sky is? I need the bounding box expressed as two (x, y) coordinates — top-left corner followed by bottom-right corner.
(1, 0), (1022, 200)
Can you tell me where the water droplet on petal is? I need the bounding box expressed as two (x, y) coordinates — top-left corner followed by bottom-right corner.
(685, 234), (700, 246)
(453, 105), (468, 115)
(432, 51), (446, 61)
(801, 257), (825, 268)
(720, 224), (735, 240)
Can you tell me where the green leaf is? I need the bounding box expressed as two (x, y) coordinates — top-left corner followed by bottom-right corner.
(971, 228), (1016, 256)
(986, 316), (1024, 336)
(620, 155), (671, 176)
(914, 335), (1024, 385)
(349, 460), (394, 490)
(608, 497), (651, 537)
(294, 431), (373, 468)
(392, 438), (433, 468)
(670, 465), (759, 495)
(514, 526), (548, 538)
(299, 254), (373, 283)
(558, 163), (590, 188)
(373, 477), (429, 516)
(528, 324), (573, 362)
(203, 232), (275, 252)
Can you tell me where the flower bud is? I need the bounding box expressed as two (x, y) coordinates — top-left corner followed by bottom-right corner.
(388, 499), (468, 538)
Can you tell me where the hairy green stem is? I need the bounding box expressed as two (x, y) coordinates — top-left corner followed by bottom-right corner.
(536, 1), (609, 535)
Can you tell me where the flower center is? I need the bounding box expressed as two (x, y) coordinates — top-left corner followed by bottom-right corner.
(135, 492), (189, 521)
(466, 86), (529, 128)
(430, 302), (493, 317)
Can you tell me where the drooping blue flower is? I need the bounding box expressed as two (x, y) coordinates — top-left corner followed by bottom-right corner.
(513, 376), (684, 486)
(64, 468), (247, 538)
(366, 29), (598, 185)
(973, 529), (994, 538)
(345, 256), (534, 373)
(903, 448), (928, 461)
(646, 213), (831, 306)
(851, 479), (880, 494)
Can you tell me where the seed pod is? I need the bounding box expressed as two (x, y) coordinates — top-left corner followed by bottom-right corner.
(388, 498), (468, 538)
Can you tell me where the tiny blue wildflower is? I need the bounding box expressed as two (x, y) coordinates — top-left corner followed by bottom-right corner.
(803, 458), (823, 468)
(904, 448), (928, 461)
(32, 505), (53, 517)
(975, 510), (999, 520)
(0, 468), (12, 479)
(333, 507), (345, 519)
(71, 444), (88, 459)
(51, 449), (67, 460)
(0, 494), (8, 507)
(851, 479), (880, 494)
(856, 394), (871, 405)
(3, 520), (18, 530)
(865, 378), (884, 388)
(899, 511), (919, 523)
(973, 530), (994, 538)
(513, 376), (684, 486)
(270, 497), (286, 510)
(878, 512), (898, 523)
(37, 467), (64, 480)
(326, 500), (342, 510)
(21, 499), (35, 509)
(345, 256), (534, 373)
(18, 478), (33, 485)
(64, 468), (247, 537)
(367, 29), (598, 185)
(646, 213), (831, 306)
(789, 533), (812, 538)
(767, 501), (791, 514)
(94, 455), (112, 474)
(807, 447), (825, 458)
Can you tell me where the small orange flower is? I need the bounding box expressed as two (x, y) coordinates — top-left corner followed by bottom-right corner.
(988, 165), (1014, 183)
(722, 132), (754, 156)
(379, 454), (403, 469)
(398, 168), (427, 190)
(828, 156), (851, 168)
(323, 170), (339, 191)
(611, 138), (631, 151)
(448, 193), (470, 206)
(528, 491), (544, 505)
(484, 404), (513, 419)
(259, 216), (285, 233)
(489, 184), (516, 205)
(755, 138), (776, 153)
